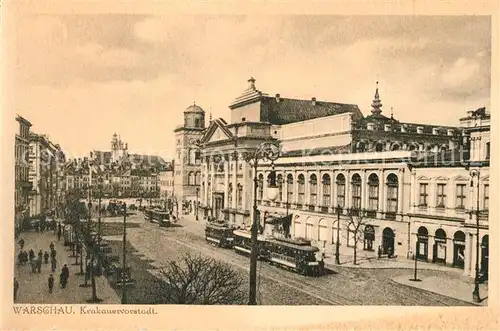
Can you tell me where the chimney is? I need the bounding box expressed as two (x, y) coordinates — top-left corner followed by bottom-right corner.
(447, 129), (454, 136)
(275, 94), (281, 102)
(432, 127), (440, 135)
(417, 126), (424, 134)
(400, 125), (407, 133)
(384, 124), (391, 132)
(312, 97), (317, 106)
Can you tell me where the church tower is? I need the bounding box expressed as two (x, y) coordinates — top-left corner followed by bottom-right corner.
(173, 102), (206, 216)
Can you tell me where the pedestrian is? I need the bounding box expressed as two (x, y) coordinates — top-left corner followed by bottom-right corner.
(28, 249), (34, 263)
(36, 256), (42, 273)
(18, 238), (25, 250)
(44, 251), (49, 264)
(60, 264), (69, 288)
(59, 272), (65, 288)
(51, 256), (57, 272)
(50, 248), (57, 260)
(17, 251), (23, 265)
(49, 242), (54, 251)
(14, 278), (19, 301)
(377, 246), (382, 260)
(31, 259), (37, 273)
(22, 251), (28, 264)
(48, 274), (54, 293)
(38, 249), (43, 261)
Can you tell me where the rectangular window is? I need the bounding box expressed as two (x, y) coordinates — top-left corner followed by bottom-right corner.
(337, 183), (345, 208)
(419, 183), (428, 206)
(322, 183), (331, 206)
(287, 179), (293, 204)
(455, 184), (466, 209)
(436, 183), (446, 208)
(387, 185), (398, 213)
(484, 184), (489, 210)
(368, 184), (378, 210)
(352, 183), (361, 210)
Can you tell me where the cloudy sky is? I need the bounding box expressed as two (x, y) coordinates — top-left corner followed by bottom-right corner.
(11, 15), (491, 159)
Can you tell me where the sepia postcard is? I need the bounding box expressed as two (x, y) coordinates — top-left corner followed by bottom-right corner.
(1, 0), (499, 330)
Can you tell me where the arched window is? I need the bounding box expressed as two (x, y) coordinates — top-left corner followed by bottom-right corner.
(391, 143), (400, 151)
(228, 183), (233, 207)
(357, 142), (366, 152)
(375, 143), (384, 152)
(257, 174), (263, 201)
(309, 174), (318, 207)
(368, 174), (379, 211)
(322, 174), (331, 208)
(305, 217), (314, 240)
(195, 172), (201, 185)
(286, 174), (294, 204)
(188, 172), (195, 185)
(237, 184), (243, 208)
(486, 141), (490, 160)
(277, 174), (283, 201)
(297, 174), (305, 205)
(386, 174), (399, 214)
(351, 174), (362, 210)
(336, 174), (346, 208)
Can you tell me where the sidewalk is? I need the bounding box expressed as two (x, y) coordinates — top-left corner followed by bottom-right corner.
(392, 272), (488, 306)
(14, 228), (120, 304)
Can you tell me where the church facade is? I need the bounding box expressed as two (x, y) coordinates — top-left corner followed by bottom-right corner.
(198, 78), (489, 278)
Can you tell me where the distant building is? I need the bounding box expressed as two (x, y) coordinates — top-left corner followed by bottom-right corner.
(173, 103), (206, 215)
(15, 115), (32, 233)
(159, 162), (175, 200)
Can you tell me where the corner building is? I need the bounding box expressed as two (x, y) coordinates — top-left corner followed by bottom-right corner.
(199, 78), (488, 277)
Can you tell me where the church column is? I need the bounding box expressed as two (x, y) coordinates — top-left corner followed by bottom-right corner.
(231, 154), (237, 209)
(397, 169), (404, 214)
(305, 171), (310, 207)
(209, 156), (215, 216)
(242, 155), (249, 212)
(410, 171), (417, 213)
(317, 172), (323, 210)
(378, 169), (385, 213)
(293, 170), (299, 206)
(223, 155), (229, 211)
(361, 170), (367, 210)
(345, 170), (351, 211)
(203, 157), (209, 205)
(331, 171), (337, 210)
(463, 232), (472, 277)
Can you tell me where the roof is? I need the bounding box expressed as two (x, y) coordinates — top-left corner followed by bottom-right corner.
(281, 145), (352, 157)
(16, 115), (32, 127)
(460, 107), (490, 121)
(185, 103), (205, 114)
(260, 96), (362, 125)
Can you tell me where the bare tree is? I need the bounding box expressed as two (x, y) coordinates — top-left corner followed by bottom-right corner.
(155, 253), (246, 304)
(346, 209), (371, 265)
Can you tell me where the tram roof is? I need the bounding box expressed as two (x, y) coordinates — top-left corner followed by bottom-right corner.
(205, 223), (232, 230)
(267, 238), (319, 252)
(233, 230), (266, 241)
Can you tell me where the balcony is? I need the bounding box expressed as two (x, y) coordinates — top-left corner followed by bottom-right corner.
(320, 206), (329, 213)
(365, 210), (377, 218)
(308, 205), (315, 212)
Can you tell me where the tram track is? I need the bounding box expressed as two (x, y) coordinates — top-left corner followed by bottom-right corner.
(154, 225), (360, 305)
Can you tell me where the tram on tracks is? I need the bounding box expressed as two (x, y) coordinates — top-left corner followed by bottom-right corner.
(153, 210), (172, 227)
(204, 223), (235, 248)
(143, 207), (153, 221)
(265, 237), (322, 276)
(232, 229), (267, 259)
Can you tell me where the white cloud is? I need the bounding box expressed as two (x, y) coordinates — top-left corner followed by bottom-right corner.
(441, 57), (480, 88)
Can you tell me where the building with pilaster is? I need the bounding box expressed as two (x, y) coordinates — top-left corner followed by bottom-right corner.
(15, 115), (32, 233)
(199, 77), (488, 278)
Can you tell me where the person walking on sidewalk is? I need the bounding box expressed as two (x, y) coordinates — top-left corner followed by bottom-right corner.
(48, 274), (54, 294)
(44, 251), (50, 264)
(38, 250), (43, 261)
(14, 278), (19, 301)
(36, 255), (42, 273)
(57, 222), (62, 242)
(49, 242), (55, 251)
(51, 256), (57, 272)
(18, 238), (25, 250)
(28, 249), (34, 263)
(60, 264), (69, 289)
(31, 259), (37, 273)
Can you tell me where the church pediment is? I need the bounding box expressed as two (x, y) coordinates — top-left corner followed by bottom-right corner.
(452, 175), (469, 181)
(201, 118), (234, 144)
(434, 176), (449, 181)
(417, 175), (431, 181)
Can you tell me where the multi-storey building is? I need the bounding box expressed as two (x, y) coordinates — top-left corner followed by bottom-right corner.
(159, 162), (175, 200)
(173, 103), (206, 215)
(28, 133), (65, 217)
(199, 78), (488, 278)
(15, 115), (32, 233)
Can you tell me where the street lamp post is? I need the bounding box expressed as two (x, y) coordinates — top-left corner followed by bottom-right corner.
(335, 204), (341, 265)
(121, 202), (127, 304)
(196, 187), (199, 221)
(410, 235), (421, 282)
(470, 169), (481, 303)
(247, 141), (280, 305)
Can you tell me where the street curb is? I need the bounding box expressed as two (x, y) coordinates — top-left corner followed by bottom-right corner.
(388, 279), (481, 306)
(324, 262), (463, 273)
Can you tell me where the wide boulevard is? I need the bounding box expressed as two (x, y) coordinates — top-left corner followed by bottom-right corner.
(105, 211), (474, 306)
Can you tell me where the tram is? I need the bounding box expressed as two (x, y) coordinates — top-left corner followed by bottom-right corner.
(265, 237), (322, 276)
(204, 223), (234, 248)
(232, 229), (267, 259)
(153, 210), (172, 227)
(143, 207), (153, 221)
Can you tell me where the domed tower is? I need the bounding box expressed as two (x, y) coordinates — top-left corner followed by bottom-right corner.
(184, 102), (206, 129)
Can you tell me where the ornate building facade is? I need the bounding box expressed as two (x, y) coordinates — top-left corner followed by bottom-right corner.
(173, 104), (206, 215)
(15, 115), (32, 233)
(199, 78), (489, 277)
